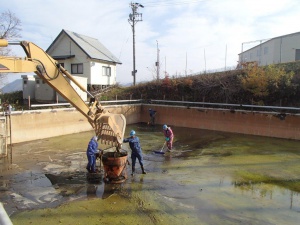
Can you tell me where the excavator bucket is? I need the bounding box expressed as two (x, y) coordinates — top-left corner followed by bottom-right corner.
(94, 111), (126, 150)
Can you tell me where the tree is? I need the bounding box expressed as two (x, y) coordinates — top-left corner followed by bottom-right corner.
(0, 10), (21, 39)
(0, 10), (22, 88)
(0, 10), (22, 56)
(240, 62), (295, 105)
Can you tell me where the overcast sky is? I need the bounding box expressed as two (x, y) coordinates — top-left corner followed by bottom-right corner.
(2, 0), (300, 85)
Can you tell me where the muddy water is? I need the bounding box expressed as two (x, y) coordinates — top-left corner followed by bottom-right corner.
(1, 124), (300, 224)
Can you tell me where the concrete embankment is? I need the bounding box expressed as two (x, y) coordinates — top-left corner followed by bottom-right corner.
(6, 104), (300, 143)
(7, 104), (141, 144)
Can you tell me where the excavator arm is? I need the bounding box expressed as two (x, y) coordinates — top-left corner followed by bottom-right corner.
(0, 39), (126, 150)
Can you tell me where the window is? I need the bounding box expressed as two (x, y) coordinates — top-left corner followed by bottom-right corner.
(102, 66), (111, 76)
(71, 63), (83, 74)
(257, 49), (261, 56)
(295, 49), (300, 61)
(264, 47), (268, 55)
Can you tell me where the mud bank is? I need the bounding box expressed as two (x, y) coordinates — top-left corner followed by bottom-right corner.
(1, 124), (300, 224)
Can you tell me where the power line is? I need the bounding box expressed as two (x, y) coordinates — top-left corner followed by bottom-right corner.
(142, 0), (210, 7)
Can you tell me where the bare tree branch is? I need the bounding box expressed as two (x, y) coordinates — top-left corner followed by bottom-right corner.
(0, 10), (22, 40)
(0, 10), (22, 88)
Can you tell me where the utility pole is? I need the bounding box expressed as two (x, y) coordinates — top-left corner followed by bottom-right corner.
(225, 44), (227, 70)
(156, 40), (160, 80)
(165, 56), (167, 77)
(128, 2), (144, 86)
(185, 52), (187, 76)
(204, 49), (206, 73)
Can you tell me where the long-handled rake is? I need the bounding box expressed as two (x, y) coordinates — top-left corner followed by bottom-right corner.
(153, 142), (166, 154)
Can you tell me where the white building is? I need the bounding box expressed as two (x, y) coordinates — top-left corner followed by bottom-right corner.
(21, 74), (87, 103)
(20, 29), (121, 103)
(22, 75), (35, 100)
(239, 31), (300, 67)
(46, 29), (122, 92)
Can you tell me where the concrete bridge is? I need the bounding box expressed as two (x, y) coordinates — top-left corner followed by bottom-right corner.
(2, 101), (300, 144)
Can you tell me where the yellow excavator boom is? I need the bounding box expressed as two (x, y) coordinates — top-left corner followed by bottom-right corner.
(0, 39), (125, 150)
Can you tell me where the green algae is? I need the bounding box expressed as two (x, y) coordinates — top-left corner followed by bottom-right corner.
(12, 194), (154, 225)
(11, 181), (199, 225)
(4, 124), (300, 225)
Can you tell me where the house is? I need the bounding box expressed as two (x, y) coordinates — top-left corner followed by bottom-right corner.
(20, 29), (121, 103)
(34, 75), (87, 102)
(238, 31), (300, 67)
(21, 74), (87, 103)
(46, 29), (122, 92)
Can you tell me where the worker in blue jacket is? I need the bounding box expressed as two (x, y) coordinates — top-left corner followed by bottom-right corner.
(123, 130), (146, 175)
(86, 136), (99, 173)
(148, 108), (157, 125)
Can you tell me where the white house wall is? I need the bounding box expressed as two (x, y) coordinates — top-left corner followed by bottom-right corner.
(57, 76), (87, 102)
(48, 33), (117, 86)
(90, 62), (116, 85)
(50, 36), (89, 76)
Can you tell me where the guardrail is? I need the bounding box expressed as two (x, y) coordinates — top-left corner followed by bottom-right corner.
(29, 99), (300, 114)
(30, 100), (143, 108)
(149, 100), (300, 114)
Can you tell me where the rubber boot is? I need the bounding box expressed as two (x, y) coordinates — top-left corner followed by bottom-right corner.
(141, 166), (147, 174)
(131, 167), (135, 176)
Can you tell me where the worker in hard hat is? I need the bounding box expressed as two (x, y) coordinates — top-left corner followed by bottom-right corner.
(86, 136), (99, 173)
(123, 130), (146, 175)
(163, 124), (174, 151)
(148, 108), (157, 125)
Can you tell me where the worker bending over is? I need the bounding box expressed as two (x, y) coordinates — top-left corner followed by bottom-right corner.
(123, 130), (146, 175)
(163, 124), (174, 151)
(86, 136), (99, 173)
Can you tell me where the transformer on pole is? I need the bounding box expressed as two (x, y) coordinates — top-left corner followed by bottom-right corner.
(128, 2), (144, 86)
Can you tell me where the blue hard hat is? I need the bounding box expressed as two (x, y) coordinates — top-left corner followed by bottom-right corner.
(163, 124), (168, 130)
(130, 130), (136, 136)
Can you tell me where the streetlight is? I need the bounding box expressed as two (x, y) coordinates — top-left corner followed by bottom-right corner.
(128, 2), (144, 86)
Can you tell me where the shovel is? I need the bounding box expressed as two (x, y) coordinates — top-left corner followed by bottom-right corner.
(153, 142), (166, 154)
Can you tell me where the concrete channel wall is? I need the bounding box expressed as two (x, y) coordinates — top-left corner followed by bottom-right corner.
(8, 104), (141, 144)
(6, 103), (300, 144)
(141, 104), (300, 140)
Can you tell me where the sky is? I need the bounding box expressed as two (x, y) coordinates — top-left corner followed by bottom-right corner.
(2, 0), (300, 86)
